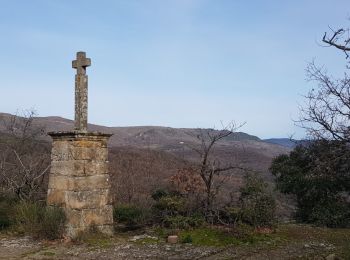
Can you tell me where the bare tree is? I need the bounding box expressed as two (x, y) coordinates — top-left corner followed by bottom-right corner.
(188, 122), (245, 218)
(298, 22), (350, 141)
(322, 26), (350, 60)
(0, 110), (50, 200)
(109, 146), (185, 207)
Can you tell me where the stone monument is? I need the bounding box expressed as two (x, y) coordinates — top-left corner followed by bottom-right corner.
(47, 52), (113, 238)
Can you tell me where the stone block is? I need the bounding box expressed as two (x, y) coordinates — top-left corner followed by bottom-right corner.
(65, 189), (110, 209)
(48, 174), (63, 189)
(50, 160), (108, 176)
(65, 225), (113, 238)
(48, 175), (69, 190)
(167, 235), (179, 244)
(84, 161), (109, 175)
(65, 208), (83, 227)
(50, 160), (109, 176)
(50, 161), (83, 176)
(72, 147), (108, 161)
(73, 140), (104, 148)
(94, 225), (114, 236)
(81, 206), (113, 226)
(47, 189), (66, 206)
(65, 225), (85, 238)
(48, 175), (110, 191)
(51, 142), (74, 161)
(73, 175), (110, 190)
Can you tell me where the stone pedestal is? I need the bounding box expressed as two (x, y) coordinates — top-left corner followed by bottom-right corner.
(47, 131), (113, 238)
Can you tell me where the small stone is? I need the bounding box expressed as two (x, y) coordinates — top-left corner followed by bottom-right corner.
(129, 234), (157, 242)
(167, 235), (178, 244)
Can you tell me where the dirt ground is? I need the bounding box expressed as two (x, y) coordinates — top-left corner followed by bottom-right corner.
(0, 225), (348, 260)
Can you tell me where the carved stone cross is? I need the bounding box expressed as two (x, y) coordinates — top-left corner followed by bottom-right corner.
(72, 52), (91, 132)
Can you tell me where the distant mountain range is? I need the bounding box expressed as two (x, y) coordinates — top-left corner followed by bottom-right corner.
(0, 112), (292, 175)
(263, 138), (298, 148)
(0, 112), (293, 148)
(0, 113), (297, 150)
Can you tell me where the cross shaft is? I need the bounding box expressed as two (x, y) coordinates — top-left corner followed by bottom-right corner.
(72, 51), (90, 132)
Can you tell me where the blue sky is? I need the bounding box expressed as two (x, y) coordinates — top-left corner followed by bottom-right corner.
(0, 0), (349, 138)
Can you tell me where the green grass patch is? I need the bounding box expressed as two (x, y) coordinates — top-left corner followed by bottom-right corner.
(86, 237), (112, 249)
(276, 224), (350, 259)
(41, 251), (55, 256)
(179, 227), (240, 247)
(75, 232), (113, 249)
(154, 225), (279, 247)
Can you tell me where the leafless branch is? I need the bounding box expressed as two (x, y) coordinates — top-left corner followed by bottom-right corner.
(0, 110), (50, 200)
(186, 121), (247, 217)
(297, 60), (350, 141)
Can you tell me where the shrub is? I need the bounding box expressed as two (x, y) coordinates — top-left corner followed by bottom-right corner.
(0, 194), (17, 230)
(40, 206), (66, 239)
(270, 141), (350, 227)
(181, 234), (193, 243)
(151, 189), (169, 201)
(240, 193), (276, 228)
(239, 174), (276, 228)
(14, 201), (65, 239)
(0, 207), (10, 230)
(217, 207), (241, 226)
(152, 188), (206, 229)
(113, 204), (149, 227)
(14, 201), (43, 235)
(307, 198), (350, 228)
(163, 215), (204, 230)
(153, 195), (185, 216)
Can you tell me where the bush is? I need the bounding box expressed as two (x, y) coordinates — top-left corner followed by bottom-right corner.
(240, 193), (276, 228)
(307, 198), (350, 228)
(14, 201), (65, 239)
(239, 174), (276, 228)
(113, 204), (149, 227)
(0, 207), (10, 230)
(151, 189), (205, 229)
(181, 234), (193, 243)
(0, 194), (17, 230)
(153, 195), (185, 216)
(163, 215), (204, 230)
(14, 202), (43, 235)
(40, 206), (66, 239)
(216, 207), (241, 226)
(270, 141), (350, 227)
(151, 189), (169, 201)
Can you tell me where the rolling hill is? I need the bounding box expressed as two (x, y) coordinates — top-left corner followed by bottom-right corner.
(0, 112), (294, 217)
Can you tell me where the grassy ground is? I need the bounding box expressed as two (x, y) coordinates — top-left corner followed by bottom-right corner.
(0, 224), (349, 259)
(276, 224), (350, 259)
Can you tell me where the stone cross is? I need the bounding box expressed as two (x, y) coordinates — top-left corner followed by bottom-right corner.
(72, 51), (91, 132)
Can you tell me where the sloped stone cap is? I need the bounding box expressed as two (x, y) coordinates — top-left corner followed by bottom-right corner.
(48, 131), (113, 140)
